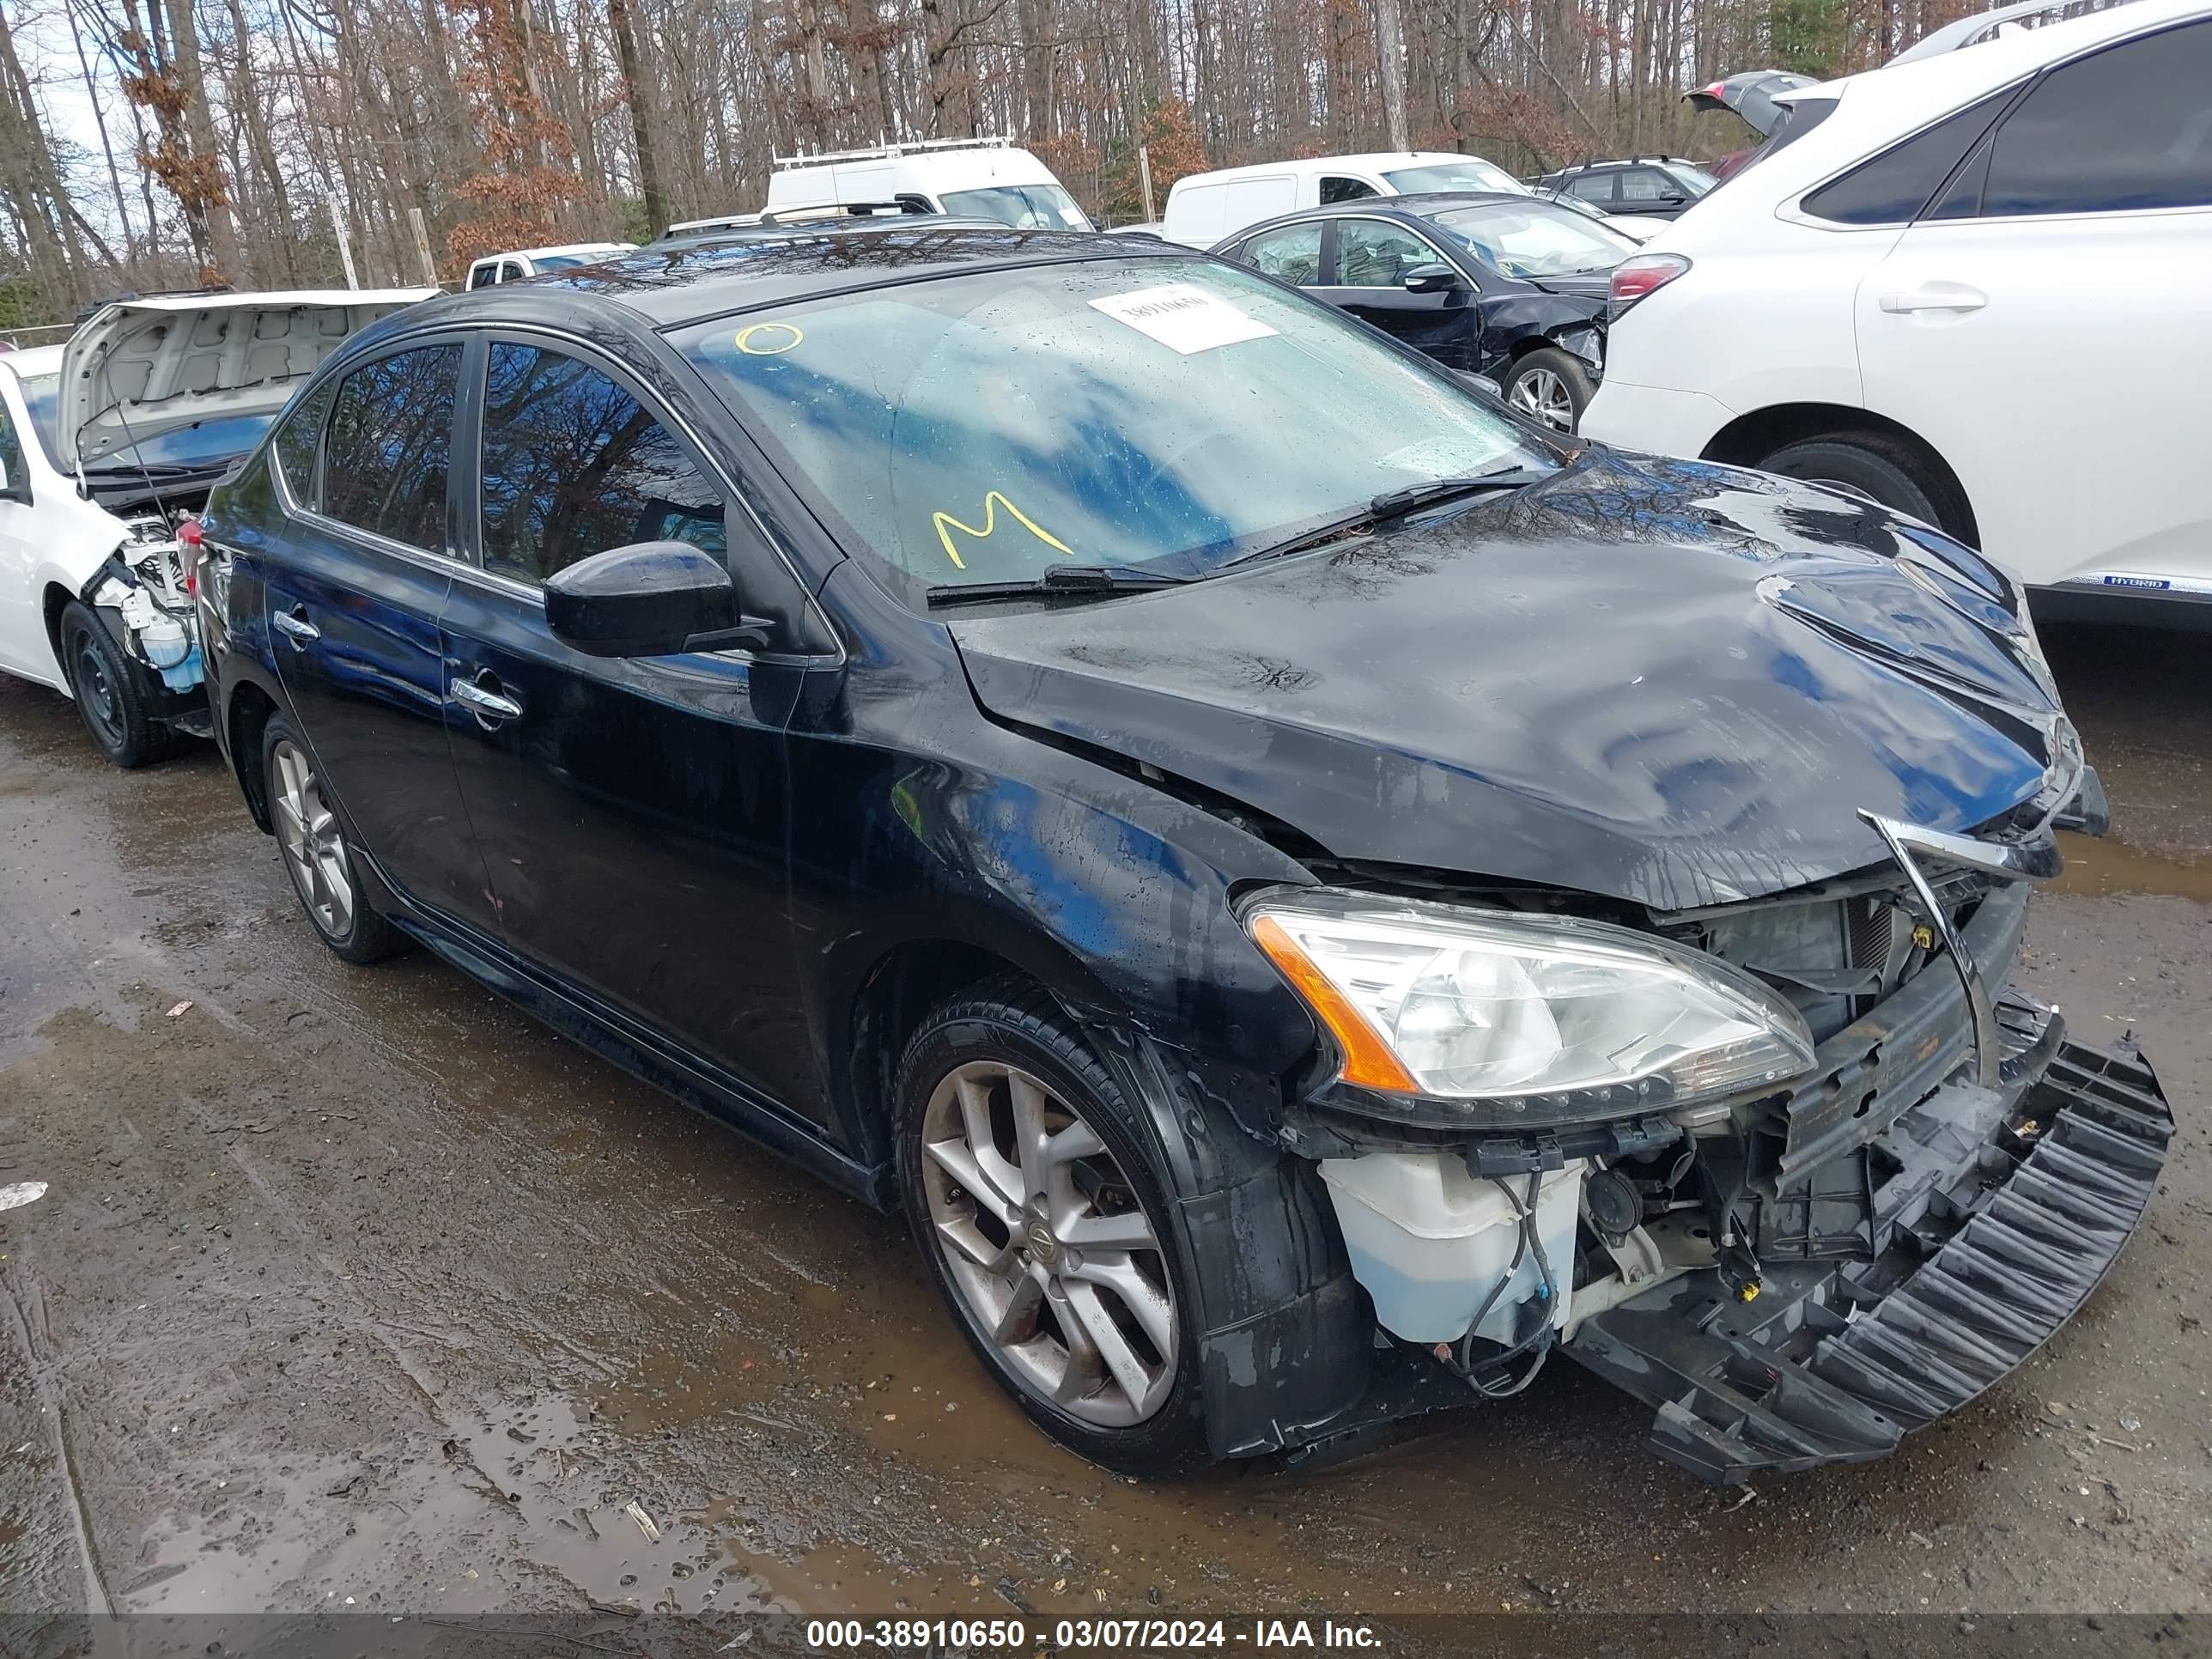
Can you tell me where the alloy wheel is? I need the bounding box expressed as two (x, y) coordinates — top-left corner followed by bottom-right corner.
(1509, 366), (1577, 432)
(69, 623), (125, 750)
(271, 738), (356, 939)
(918, 1060), (1178, 1426)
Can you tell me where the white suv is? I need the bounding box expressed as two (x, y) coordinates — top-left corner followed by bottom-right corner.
(1583, 0), (2212, 606)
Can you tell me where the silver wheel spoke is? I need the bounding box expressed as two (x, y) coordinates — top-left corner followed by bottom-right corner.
(936, 1213), (1015, 1273)
(992, 1266), (1046, 1344)
(925, 1133), (1021, 1224)
(955, 1075), (1027, 1208)
(1007, 1071), (1054, 1206)
(1060, 1206), (1156, 1252)
(1068, 1253), (1175, 1356)
(1064, 1280), (1152, 1408)
(1045, 1119), (1104, 1166)
(1052, 1291), (1106, 1404)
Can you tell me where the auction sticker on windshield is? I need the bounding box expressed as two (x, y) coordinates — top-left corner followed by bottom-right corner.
(1088, 283), (1278, 354)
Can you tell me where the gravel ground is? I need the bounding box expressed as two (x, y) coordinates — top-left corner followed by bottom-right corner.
(1, 621), (2206, 1622)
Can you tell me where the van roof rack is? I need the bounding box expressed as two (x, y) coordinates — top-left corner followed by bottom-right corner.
(773, 136), (1012, 170)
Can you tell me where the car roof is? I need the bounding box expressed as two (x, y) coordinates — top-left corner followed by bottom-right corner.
(415, 227), (1191, 331)
(0, 343), (66, 377)
(1224, 190), (1566, 238)
(1172, 151), (1495, 188)
(473, 242), (634, 265)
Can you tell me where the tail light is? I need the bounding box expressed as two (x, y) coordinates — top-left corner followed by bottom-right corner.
(1609, 252), (1692, 314)
(177, 517), (204, 595)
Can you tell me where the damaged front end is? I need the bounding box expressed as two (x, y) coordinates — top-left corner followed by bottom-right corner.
(1259, 794), (2173, 1483)
(81, 509), (211, 732)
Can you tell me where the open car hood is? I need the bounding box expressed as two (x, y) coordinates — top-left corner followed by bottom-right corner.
(948, 453), (2074, 913)
(58, 289), (434, 473)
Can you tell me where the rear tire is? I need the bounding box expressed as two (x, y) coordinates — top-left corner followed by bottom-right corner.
(1757, 431), (1973, 543)
(58, 600), (176, 769)
(1504, 346), (1595, 434)
(261, 712), (403, 964)
(894, 976), (1212, 1477)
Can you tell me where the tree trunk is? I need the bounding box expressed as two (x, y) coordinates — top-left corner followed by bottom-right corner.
(607, 0), (672, 229)
(163, 0), (241, 278)
(1373, 0), (1409, 149)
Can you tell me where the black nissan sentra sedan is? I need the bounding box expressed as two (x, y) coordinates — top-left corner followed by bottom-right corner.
(193, 226), (2172, 1484)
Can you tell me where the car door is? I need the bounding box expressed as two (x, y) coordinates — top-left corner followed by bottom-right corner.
(437, 334), (822, 1120)
(1616, 167), (1690, 217)
(263, 337), (495, 929)
(1853, 18), (2212, 592)
(1312, 216), (1480, 368)
(0, 374), (46, 681)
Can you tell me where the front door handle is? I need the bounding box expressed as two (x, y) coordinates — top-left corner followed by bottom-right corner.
(272, 605), (320, 646)
(451, 673), (523, 723)
(1878, 283), (1987, 314)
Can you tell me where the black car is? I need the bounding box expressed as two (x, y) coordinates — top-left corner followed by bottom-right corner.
(1533, 155), (1720, 218)
(1212, 193), (1630, 432)
(194, 227), (2171, 1486)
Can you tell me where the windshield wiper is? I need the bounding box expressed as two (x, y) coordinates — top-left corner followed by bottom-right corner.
(927, 564), (1195, 608)
(1367, 465), (1554, 523)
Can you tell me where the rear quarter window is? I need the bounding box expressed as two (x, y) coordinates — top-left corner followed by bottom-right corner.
(272, 380), (337, 509)
(1802, 86), (2019, 224)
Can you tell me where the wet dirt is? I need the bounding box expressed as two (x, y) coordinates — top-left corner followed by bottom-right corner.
(2, 621), (2208, 1620)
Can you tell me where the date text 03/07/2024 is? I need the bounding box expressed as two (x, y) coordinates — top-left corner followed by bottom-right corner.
(803, 1618), (1382, 1650)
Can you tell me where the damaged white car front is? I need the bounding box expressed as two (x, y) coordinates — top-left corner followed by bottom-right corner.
(0, 289), (428, 766)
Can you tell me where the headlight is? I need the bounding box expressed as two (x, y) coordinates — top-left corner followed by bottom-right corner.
(1246, 890), (1815, 1127)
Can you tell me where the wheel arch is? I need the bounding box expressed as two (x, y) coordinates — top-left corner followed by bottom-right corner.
(1699, 402), (1980, 546)
(225, 678), (281, 834)
(40, 581), (79, 694)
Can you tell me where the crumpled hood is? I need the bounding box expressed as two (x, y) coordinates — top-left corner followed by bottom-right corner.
(59, 289), (434, 471)
(948, 453), (2071, 911)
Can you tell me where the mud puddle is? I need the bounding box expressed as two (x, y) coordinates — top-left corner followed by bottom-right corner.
(2054, 830), (2212, 902)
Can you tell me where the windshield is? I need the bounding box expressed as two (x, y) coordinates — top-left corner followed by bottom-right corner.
(1668, 162), (1721, 193)
(1425, 200), (1635, 277)
(1382, 160), (1526, 194)
(676, 258), (1545, 600)
(19, 372), (63, 467)
(79, 411), (278, 472)
(939, 184), (1094, 231)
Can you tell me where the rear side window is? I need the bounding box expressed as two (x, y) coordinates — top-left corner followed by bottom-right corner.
(477, 343), (725, 586)
(319, 344), (459, 551)
(1802, 87), (2017, 224)
(1565, 172), (1617, 204)
(1239, 222), (1325, 285)
(1981, 21), (2212, 216)
(272, 380), (336, 508)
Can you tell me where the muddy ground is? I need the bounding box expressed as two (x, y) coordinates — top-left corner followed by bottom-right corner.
(1, 621), (2206, 1624)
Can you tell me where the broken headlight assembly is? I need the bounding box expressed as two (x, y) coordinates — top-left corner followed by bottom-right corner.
(1245, 890), (1816, 1128)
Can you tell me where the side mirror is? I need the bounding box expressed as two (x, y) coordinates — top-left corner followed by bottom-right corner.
(1402, 262), (1461, 295)
(544, 541), (774, 658)
(1655, 192), (1688, 207)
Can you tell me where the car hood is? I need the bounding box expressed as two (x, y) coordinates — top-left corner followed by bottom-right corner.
(58, 289), (434, 471)
(947, 453), (2071, 912)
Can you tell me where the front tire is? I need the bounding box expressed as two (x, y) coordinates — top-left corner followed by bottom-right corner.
(1504, 346), (1595, 434)
(1757, 430), (1972, 543)
(261, 712), (402, 964)
(58, 600), (174, 769)
(894, 978), (1211, 1476)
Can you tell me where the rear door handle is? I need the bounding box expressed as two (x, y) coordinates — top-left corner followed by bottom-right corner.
(272, 606), (319, 645)
(451, 673), (523, 723)
(1879, 283), (1987, 314)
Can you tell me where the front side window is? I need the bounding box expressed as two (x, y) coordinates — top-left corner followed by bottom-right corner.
(1319, 176), (1379, 204)
(1981, 21), (2212, 216)
(1334, 220), (1443, 286)
(1426, 199), (1634, 277)
(1617, 167), (1681, 203)
(939, 183), (1093, 231)
(1382, 159), (1523, 195)
(1240, 222), (1325, 285)
(477, 343), (725, 586)
(1802, 87), (2018, 225)
(676, 258), (1546, 600)
(272, 380), (338, 508)
(16, 373), (62, 466)
(319, 344), (459, 551)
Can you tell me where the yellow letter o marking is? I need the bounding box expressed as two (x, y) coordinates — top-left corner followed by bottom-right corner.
(735, 322), (804, 356)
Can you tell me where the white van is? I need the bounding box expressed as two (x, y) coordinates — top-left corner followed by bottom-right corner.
(763, 137), (1095, 230)
(463, 242), (635, 290)
(1160, 152), (1529, 247)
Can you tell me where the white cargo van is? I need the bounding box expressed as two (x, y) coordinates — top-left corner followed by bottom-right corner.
(764, 137), (1095, 230)
(1160, 152), (1528, 246)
